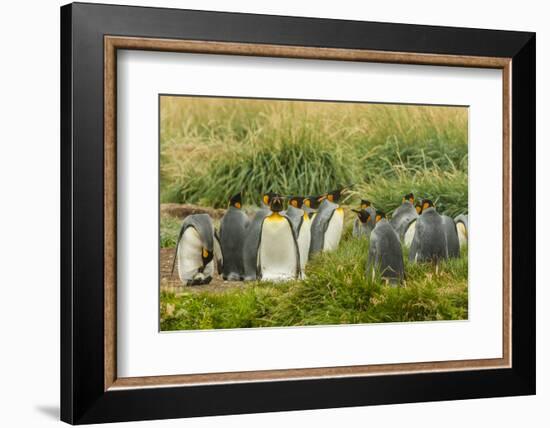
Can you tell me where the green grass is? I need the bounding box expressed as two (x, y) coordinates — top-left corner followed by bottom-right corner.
(353, 168), (468, 218)
(160, 215), (181, 248)
(160, 237), (468, 331)
(160, 97), (468, 209)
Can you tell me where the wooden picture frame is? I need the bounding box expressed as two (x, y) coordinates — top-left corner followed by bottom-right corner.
(61, 2), (535, 424)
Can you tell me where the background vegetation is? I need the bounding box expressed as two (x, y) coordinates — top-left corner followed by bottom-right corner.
(159, 96), (469, 330)
(161, 97), (468, 215)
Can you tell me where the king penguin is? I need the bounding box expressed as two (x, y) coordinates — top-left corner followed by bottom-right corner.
(219, 192), (249, 281)
(390, 193), (419, 241)
(242, 192), (276, 281)
(352, 199), (376, 238)
(366, 210), (405, 284)
(442, 214), (460, 258)
(454, 214), (468, 248)
(409, 199), (448, 263)
(309, 189), (345, 256)
(257, 195), (300, 282)
(171, 213), (217, 285)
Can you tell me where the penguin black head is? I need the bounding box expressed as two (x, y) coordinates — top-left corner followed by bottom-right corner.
(270, 195), (285, 213)
(360, 199), (371, 210)
(288, 196), (305, 208)
(229, 192), (243, 209)
(415, 201), (423, 214)
(199, 247), (214, 272)
(374, 210), (386, 223)
(402, 193), (415, 204)
(262, 191), (278, 206)
(352, 209), (369, 224)
(326, 187), (349, 204)
(421, 199), (435, 211)
(305, 195), (324, 209)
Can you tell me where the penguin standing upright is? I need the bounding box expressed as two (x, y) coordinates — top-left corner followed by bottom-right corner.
(409, 199), (448, 263)
(454, 214), (468, 248)
(366, 210), (405, 284)
(309, 189), (346, 257)
(219, 192), (249, 281)
(171, 214), (217, 285)
(352, 199), (376, 238)
(257, 195), (300, 282)
(442, 215), (460, 258)
(390, 193), (418, 241)
(242, 192), (276, 281)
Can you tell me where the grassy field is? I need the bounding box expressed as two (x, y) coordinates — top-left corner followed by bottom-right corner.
(161, 232), (468, 330)
(159, 96), (468, 331)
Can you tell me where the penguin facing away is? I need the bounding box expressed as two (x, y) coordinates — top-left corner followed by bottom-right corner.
(390, 193), (418, 240)
(219, 192), (249, 281)
(409, 199), (448, 263)
(171, 214), (216, 286)
(455, 214), (468, 248)
(442, 215), (460, 258)
(352, 199), (376, 238)
(309, 189), (346, 257)
(366, 210), (405, 284)
(257, 196), (300, 282)
(242, 192), (276, 282)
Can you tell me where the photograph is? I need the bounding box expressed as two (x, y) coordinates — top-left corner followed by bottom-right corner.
(159, 95), (469, 331)
(53, 1), (537, 424)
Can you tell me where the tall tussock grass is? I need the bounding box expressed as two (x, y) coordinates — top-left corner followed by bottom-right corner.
(160, 97), (468, 209)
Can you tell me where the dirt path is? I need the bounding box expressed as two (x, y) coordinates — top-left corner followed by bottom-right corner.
(160, 248), (250, 295)
(161, 203), (225, 219)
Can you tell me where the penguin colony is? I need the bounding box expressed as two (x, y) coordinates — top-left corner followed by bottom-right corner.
(172, 191), (468, 286)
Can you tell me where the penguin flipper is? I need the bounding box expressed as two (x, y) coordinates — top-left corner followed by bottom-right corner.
(283, 216), (302, 279)
(214, 229), (223, 274)
(366, 234), (379, 274)
(409, 217), (425, 262)
(255, 217), (265, 279)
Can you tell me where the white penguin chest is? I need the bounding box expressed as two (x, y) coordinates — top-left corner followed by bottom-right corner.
(403, 220), (416, 247)
(259, 215), (298, 281)
(177, 227), (203, 281)
(456, 222), (468, 247)
(323, 208), (344, 251)
(297, 215), (312, 268)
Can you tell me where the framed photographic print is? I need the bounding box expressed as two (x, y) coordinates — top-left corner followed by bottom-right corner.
(60, 2), (535, 424)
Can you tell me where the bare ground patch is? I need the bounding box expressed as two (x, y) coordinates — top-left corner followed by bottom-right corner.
(161, 203), (226, 220)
